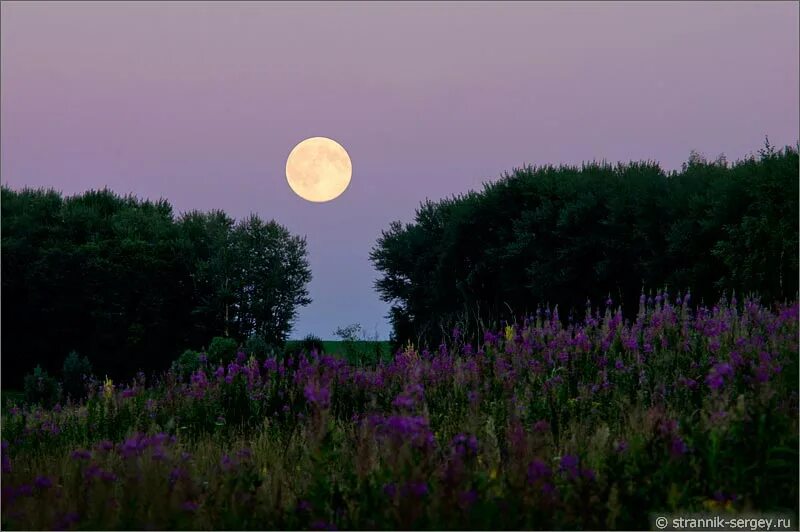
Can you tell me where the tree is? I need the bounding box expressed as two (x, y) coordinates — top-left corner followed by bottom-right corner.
(231, 215), (312, 345)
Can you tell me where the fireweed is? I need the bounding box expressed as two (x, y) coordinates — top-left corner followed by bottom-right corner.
(1, 295), (798, 529)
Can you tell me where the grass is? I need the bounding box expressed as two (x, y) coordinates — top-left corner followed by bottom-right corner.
(285, 340), (393, 364)
(2, 296), (798, 530)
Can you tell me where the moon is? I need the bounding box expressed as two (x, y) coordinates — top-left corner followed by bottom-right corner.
(286, 137), (352, 202)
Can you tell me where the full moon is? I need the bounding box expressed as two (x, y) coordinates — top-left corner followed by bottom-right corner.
(285, 137), (352, 202)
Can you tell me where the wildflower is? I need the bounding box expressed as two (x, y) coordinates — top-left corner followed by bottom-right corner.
(559, 454), (580, 479)
(392, 383), (425, 411)
(70, 449), (92, 461)
(263, 357), (278, 372)
(236, 447), (253, 461)
(706, 362), (734, 390)
(613, 440), (629, 453)
(303, 381), (331, 409)
(527, 459), (552, 483)
(95, 440), (114, 453)
(101, 376), (114, 400)
(670, 436), (688, 458)
(121, 387), (137, 399)
(403, 481), (428, 498)
(34, 475), (52, 489)
(450, 433), (479, 458)
(181, 500), (199, 513)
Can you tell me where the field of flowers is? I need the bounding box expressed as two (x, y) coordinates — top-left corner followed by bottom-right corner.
(2, 293), (798, 530)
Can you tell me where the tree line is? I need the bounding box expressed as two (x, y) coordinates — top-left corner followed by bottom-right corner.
(371, 139), (799, 348)
(1, 188), (311, 388)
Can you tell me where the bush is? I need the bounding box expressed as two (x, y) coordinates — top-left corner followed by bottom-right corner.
(244, 335), (274, 360)
(207, 336), (238, 366)
(62, 351), (92, 401)
(171, 349), (201, 379)
(299, 334), (325, 355)
(23, 365), (61, 408)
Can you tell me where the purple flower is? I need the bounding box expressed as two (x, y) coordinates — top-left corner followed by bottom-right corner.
(706, 362), (734, 390)
(263, 358), (278, 372)
(559, 454), (580, 478)
(121, 387), (137, 399)
(614, 440), (629, 453)
(392, 383), (425, 411)
(670, 436), (688, 458)
(451, 433), (479, 458)
(236, 447), (253, 460)
(34, 475), (52, 489)
(119, 435), (147, 459)
(527, 459), (552, 483)
(181, 500), (199, 513)
(70, 449), (91, 461)
(403, 481), (428, 498)
(304, 381), (331, 409)
(383, 482), (397, 498)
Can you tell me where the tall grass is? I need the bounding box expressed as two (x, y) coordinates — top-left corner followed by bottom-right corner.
(2, 293), (797, 530)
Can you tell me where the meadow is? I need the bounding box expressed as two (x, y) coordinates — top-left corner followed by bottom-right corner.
(2, 293), (797, 530)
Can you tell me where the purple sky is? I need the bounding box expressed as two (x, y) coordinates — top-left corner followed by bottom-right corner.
(2, 1), (798, 340)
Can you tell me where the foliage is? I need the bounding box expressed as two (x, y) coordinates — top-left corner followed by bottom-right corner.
(2, 296), (797, 529)
(22, 365), (61, 409)
(0, 190), (312, 388)
(170, 350), (201, 380)
(371, 140), (799, 348)
(299, 334), (325, 355)
(206, 337), (238, 366)
(62, 351), (93, 402)
(244, 335), (275, 360)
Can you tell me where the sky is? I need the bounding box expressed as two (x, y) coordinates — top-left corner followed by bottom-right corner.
(2, 1), (798, 340)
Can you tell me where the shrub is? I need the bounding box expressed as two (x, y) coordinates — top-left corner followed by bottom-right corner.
(171, 349), (200, 379)
(244, 335), (274, 360)
(62, 351), (92, 401)
(23, 365), (61, 408)
(299, 334), (325, 355)
(207, 336), (238, 366)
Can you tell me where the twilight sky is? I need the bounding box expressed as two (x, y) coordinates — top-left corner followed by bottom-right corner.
(2, 1), (798, 340)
